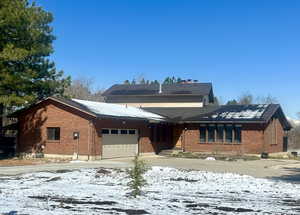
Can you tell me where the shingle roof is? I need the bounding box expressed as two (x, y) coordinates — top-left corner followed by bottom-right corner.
(102, 83), (213, 96)
(143, 104), (292, 130)
(11, 97), (165, 122)
(142, 106), (219, 122)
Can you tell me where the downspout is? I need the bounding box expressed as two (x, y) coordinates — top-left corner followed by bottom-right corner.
(88, 120), (91, 160)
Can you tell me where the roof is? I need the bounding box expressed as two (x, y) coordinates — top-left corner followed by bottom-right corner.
(142, 106), (219, 122)
(11, 97), (165, 122)
(183, 104), (292, 130)
(143, 104), (292, 130)
(102, 83), (213, 96)
(71, 98), (164, 121)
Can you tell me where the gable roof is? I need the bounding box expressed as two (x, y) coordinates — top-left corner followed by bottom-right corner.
(11, 97), (165, 122)
(142, 106), (219, 122)
(102, 83), (213, 96)
(143, 104), (292, 130)
(182, 104), (292, 130)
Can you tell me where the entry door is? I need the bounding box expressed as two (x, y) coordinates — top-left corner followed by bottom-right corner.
(173, 127), (182, 149)
(102, 129), (138, 159)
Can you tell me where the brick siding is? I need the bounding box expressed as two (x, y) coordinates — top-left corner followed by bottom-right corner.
(182, 122), (284, 154)
(17, 99), (156, 158)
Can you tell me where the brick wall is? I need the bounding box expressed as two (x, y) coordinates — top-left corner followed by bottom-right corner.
(182, 123), (277, 154)
(18, 99), (157, 158)
(263, 118), (284, 153)
(18, 100), (94, 156)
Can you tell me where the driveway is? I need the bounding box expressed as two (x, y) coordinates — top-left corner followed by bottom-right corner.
(1, 156), (300, 182)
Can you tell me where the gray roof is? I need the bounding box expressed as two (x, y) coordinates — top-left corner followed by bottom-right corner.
(143, 104), (292, 130)
(102, 83), (213, 96)
(11, 97), (165, 122)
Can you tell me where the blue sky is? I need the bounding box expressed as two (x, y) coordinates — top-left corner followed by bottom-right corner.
(36, 0), (300, 118)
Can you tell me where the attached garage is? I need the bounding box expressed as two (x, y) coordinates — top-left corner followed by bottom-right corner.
(101, 128), (138, 159)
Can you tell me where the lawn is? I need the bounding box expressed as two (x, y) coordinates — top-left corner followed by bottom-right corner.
(0, 167), (300, 214)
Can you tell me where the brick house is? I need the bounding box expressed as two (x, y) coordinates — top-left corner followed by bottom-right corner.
(13, 82), (291, 159)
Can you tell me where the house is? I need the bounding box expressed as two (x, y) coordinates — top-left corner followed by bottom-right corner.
(13, 82), (292, 159)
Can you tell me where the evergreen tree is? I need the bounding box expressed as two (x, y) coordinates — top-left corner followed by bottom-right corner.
(163, 77), (171, 84)
(0, 0), (70, 133)
(124, 80), (130, 85)
(126, 156), (149, 197)
(139, 78), (146, 84)
(226, 99), (239, 105)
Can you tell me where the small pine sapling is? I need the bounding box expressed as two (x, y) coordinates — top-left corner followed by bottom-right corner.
(126, 155), (149, 197)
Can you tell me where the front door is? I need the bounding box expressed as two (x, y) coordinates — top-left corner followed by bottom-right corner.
(173, 127), (182, 149)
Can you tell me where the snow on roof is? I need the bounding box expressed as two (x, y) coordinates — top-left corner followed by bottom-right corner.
(72, 99), (164, 121)
(211, 104), (269, 120)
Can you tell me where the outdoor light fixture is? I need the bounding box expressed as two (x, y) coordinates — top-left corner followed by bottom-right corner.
(73, 132), (80, 140)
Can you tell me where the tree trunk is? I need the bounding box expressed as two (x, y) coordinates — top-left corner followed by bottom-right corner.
(0, 103), (3, 138)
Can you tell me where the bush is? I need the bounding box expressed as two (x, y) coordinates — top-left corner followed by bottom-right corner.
(126, 156), (149, 198)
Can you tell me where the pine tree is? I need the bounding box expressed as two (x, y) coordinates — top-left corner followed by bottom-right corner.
(0, 0), (70, 133)
(139, 78), (146, 84)
(126, 156), (149, 197)
(124, 80), (130, 85)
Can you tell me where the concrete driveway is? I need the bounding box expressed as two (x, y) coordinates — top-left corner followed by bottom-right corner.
(1, 156), (300, 182)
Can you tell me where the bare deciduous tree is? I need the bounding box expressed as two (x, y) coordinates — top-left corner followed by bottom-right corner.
(238, 93), (253, 105)
(256, 95), (278, 104)
(64, 77), (104, 102)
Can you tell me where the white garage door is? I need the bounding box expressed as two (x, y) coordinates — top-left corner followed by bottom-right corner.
(102, 128), (138, 159)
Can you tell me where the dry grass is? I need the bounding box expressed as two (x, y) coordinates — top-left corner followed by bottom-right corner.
(0, 158), (70, 167)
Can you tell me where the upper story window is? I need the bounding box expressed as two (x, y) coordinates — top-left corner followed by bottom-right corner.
(47, 127), (60, 141)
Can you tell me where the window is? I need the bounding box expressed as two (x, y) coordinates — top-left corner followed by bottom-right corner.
(129, 130), (136, 135)
(225, 126), (233, 143)
(111, 129), (118, 134)
(120, 129), (128, 134)
(47, 127), (60, 140)
(208, 126), (215, 142)
(234, 126), (242, 143)
(216, 126), (224, 142)
(199, 127), (206, 143)
(102, 129), (109, 134)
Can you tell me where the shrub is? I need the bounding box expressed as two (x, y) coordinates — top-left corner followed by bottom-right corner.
(126, 156), (149, 198)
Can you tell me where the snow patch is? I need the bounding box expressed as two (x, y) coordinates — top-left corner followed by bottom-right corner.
(0, 167), (300, 214)
(212, 105), (268, 119)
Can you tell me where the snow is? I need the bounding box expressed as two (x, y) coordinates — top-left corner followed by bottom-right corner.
(205, 157), (216, 161)
(212, 105), (268, 119)
(72, 99), (164, 121)
(1, 167), (300, 214)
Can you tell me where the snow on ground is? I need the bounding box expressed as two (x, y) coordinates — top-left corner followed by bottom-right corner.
(1, 167), (300, 215)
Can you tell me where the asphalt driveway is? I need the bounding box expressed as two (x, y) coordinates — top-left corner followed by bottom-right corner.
(1, 156), (300, 182)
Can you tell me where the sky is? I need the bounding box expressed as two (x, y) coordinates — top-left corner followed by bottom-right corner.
(35, 0), (300, 118)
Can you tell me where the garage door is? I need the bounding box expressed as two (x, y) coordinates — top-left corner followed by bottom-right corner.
(102, 128), (138, 159)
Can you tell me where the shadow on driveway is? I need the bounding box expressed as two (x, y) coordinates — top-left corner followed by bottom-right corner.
(268, 167), (300, 184)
